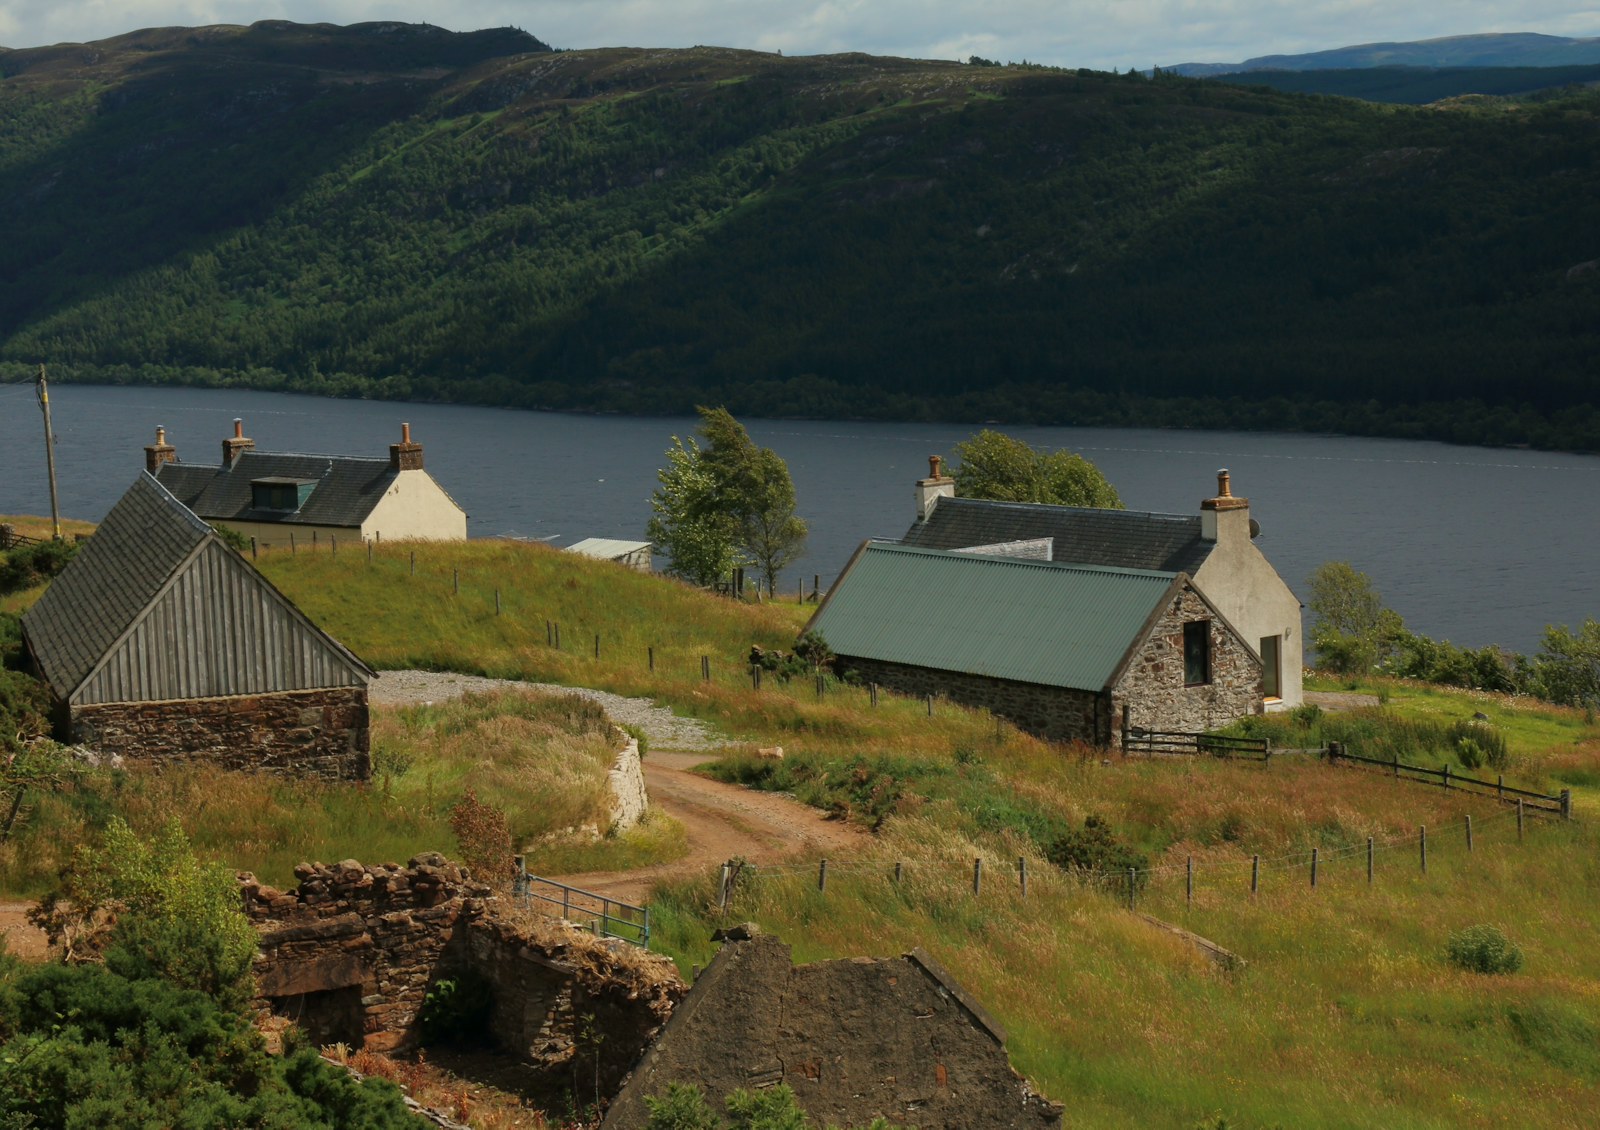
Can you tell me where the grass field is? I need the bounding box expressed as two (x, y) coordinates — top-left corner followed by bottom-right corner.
(6, 533), (1599, 1126)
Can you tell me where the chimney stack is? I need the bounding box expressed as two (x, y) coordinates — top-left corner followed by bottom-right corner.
(1200, 467), (1250, 543)
(390, 422), (424, 471)
(221, 418), (255, 466)
(144, 425), (177, 474)
(915, 454), (956, 523)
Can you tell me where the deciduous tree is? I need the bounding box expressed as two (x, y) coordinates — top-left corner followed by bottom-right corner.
(1308, 561), (1405, 676)
(950, 430), (1121, 508)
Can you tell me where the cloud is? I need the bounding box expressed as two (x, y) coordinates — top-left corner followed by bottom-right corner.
(2, 0), (1597, 70)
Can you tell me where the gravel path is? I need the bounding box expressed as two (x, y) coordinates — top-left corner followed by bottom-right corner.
(369, 670), (731, 751)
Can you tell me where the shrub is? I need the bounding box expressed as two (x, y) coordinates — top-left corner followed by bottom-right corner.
(1046, 815), (1149, 887)
(0, 539), (79, 596)
(448, 789), (513, 883)
(1446, 925), (1523, 974)
(0, 669), (52, 753)
(644, 1082), (902, 1130)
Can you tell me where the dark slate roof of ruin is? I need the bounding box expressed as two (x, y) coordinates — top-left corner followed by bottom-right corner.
(806, 542), (1182, 692)
(154, 451), (398, 527)
(899, 496), (1214, 574)
(22, 474), (213, 696)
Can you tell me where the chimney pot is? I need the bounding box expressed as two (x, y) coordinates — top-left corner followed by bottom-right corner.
(1217, 468), (1231, 498)
(234, 418), (244, 438)
(402, 422), (412, 444)
(156, 426), (166, 445)
(145, 424), (178, 474)
(222, 419), (255, 465)
(929, 454), (943, 479)
(390, 423), (424, 471)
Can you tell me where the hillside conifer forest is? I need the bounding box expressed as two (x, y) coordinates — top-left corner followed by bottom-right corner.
(3, 21), (1599, 448)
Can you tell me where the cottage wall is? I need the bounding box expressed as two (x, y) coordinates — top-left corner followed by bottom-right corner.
(71, 686), (370, 779)
(1193, 507), (1304, 709)
(1112, 587), (1262, 739)
(835, 656), (1109, 745)
(362, 470), (468, 542)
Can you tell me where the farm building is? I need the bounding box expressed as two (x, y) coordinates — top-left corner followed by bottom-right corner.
(145, 419), (466, 550)
(20, 474), (374, 777)
(565, 538), (653, 572)
(806, 541), (1263, 746)
(902, 463), (1303, 711)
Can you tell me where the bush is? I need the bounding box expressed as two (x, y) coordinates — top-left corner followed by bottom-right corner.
(644, 1083), (902, 1130)
(0, 669), (51, 754)
(1446, 925), (1524, 974)
(448, 789), (513, 883)
(0, 539), (79, 596)
(1046, 815), (1149, 887)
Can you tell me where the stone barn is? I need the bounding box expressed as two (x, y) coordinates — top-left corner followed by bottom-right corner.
(21, 473), (374, 777)
(806, 541), (1262, 746)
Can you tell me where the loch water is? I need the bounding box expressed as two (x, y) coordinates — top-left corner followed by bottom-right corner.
(2, 382), (1596, 655)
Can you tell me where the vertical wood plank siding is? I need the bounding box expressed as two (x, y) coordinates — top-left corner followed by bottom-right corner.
(77, 543), (363, 704)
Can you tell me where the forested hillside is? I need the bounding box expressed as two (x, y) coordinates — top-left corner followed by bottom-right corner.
(4, 22), (1600, 448)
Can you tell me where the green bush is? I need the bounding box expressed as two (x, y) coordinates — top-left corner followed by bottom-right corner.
(1046, 815), (1149, 888)
(1446, 925), (1524, 974)
(644, 1083), (901, 1130)
(0, 669), (51, 753)
(0, 539), (79, 596)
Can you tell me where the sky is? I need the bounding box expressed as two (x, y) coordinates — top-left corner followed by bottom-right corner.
(1, 2), (1598, 72)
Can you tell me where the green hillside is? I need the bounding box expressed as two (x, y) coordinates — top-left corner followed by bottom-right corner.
(3, 22), (1600, 448)
(1214, 63), (1600, 104)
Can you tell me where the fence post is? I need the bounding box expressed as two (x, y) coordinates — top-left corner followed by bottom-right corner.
(1186, 856), (1193, 904)
(251, 537), (258, 560)
(410, 550), (415, 576)
(1019, 857), (1028, 899)
(331, 534), (337, 557)
(1327, 740), (1339, 764)
(719, 863), (730, 914)
(1497, 774), (1504, 800)
(290, 532), (297, 555)
(496, 589), (502, 616)
(870, 683), (878, 707)
(973, 858), (983, 896)
(926, 694), (933, 717)
(1126, 867), (1136, 911)
(1517, 798), (1525, 841)
(1251, 854), (1259, 895)
(702, 655), (710, 682)
(818, 859), (828, 893)
(894, 861), (903, 885)
(1310, 848), (1318, 888)
(453, 568), (459, 594)
(367, 540), (373, 566)
(1420, 825), (1427, 874)
(1367, 837), (1374, 885)
(649, 646), (655, 672)
(1393, 751), (1400, 779)
(1465, 814), (1473, 853)
(312, 530), (318, 549)
(1561, 789), (1573, 821)
(1121, 704), (1131, 752)
(751, 665), (761, 690)
(815, 674), (825, 699)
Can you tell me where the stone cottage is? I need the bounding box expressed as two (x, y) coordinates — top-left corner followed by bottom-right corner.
(806, 540), (1262, 746)
(145, 419), (467, 550)
(21, 474), (374, 777)
(901, 462), (1303, 711)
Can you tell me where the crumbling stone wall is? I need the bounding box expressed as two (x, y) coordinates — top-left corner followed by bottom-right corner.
(837, 656), (1107, 745)
(242, 855), (681, 1084)
(607, 734), (648, 833)
(1111, 587), (1262, 741)
(74, 686), (370, 780)
(603, 932), (1062, 1130)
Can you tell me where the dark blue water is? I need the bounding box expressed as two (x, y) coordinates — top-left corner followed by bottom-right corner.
(3, 382), (1597, 654)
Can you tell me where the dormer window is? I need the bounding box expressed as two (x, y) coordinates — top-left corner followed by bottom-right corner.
(251, 477), (316, 513)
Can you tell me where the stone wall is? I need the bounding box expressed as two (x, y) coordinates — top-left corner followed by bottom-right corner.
(73, 686), (370, 780)
(1111, 586), (1262, 740)
(607, 735), (648, 833)
(242, 855), (681, 1083)
(603, 932), (1062, 1130)
(837, 656), (1110, 745)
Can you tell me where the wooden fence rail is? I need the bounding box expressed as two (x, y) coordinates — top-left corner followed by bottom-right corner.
(1122, 725), (1271, 760)
(1325, 741), (1571, 818)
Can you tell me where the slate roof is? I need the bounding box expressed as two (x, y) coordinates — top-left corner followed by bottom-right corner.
(899, 496), (1213, 574)
(154, 452), (398, 527)
(807, 542), (1182, 692)
(22, 474), (214, 696)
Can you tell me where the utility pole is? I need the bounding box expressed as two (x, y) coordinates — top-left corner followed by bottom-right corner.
(36, 365), (62, 540)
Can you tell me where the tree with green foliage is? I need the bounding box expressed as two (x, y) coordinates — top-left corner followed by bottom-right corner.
(950, 430), (1122, 508)
(0, 538), (79, 596)
(649, 408), (808, 589)
(644, 1082), (901, 1130)
(1529, 618), (1600, 709)
(1308, 562), (1406, 676)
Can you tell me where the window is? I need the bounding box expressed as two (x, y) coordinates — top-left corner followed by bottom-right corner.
(1183, 620), (1211, 685)
(250, 477), (316, 512)
(1260, 635), (1282, 699)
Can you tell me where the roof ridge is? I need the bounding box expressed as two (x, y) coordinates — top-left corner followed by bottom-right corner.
(940, 496), (1196, 523)
(868, 541), (1179, 580)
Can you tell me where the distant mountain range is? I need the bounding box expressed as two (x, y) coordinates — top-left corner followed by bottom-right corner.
(1169, 32), (1600, 76)
(3, 22), (1599, 450)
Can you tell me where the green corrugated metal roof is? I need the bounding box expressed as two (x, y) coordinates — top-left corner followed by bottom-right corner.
(809, 542), (1179, 692)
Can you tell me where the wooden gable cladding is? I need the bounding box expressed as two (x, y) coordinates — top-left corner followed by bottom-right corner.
(74, 538), (369, 706)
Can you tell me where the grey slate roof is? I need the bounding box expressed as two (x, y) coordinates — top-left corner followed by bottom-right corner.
(22, 474), (213, 696)
(900, 496), (1214, 574)
(807, 542), (1181, 692)
(154, 452), (398, 527)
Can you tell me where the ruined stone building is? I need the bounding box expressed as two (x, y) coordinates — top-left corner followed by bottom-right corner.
(603, 932), (1062, 1130)
(145, 418), (467, 549)
(21, 473), (374, 775)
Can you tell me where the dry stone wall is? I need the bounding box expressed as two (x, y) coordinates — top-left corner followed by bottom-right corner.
(74, 686), (370, 779)
(607, 735), (648, 832)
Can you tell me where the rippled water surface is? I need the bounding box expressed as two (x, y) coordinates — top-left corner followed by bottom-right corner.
(3, 383), (1596, 653)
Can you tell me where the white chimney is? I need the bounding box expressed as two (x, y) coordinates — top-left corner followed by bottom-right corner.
(915, 455), (956, 523)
